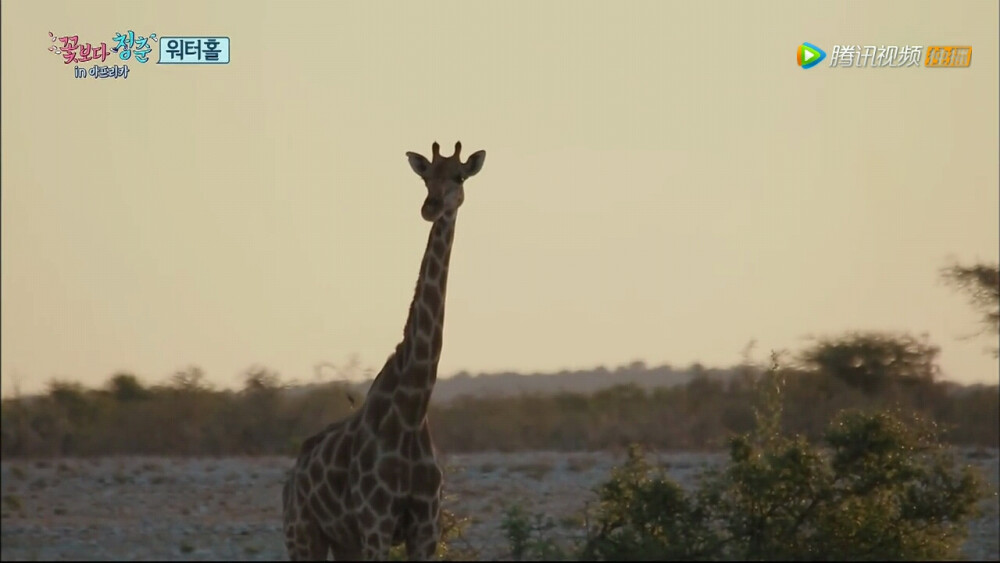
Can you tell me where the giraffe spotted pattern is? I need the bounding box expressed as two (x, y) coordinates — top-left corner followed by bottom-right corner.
(283, 142), (486, 561)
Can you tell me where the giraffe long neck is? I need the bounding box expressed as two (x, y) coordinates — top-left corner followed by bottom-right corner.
(365, 210), (458, 428)
(401, 209), (457, 370)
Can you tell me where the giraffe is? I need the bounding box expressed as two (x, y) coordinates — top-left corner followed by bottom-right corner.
(283, 141), (486, 561)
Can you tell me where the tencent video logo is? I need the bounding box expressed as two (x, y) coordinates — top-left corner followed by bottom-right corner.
(797, 42), (826, 69)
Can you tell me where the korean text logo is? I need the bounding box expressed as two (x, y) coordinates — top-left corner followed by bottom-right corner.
(49, 31), (231, 79)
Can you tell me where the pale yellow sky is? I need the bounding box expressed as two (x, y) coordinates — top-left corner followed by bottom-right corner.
(2, 1), (998, 396)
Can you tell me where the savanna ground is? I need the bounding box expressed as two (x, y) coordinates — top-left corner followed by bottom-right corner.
(1, 449), (997, 561)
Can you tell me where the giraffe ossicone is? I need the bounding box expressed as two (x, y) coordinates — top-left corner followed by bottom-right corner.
(283, 142), (486, 561)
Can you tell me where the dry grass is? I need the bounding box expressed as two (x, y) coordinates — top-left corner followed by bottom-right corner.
(0, 450), (996, 561)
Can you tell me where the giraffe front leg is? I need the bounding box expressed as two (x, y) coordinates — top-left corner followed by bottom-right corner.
(283, 479), (330, 561)
(285, 520), (330, 561)
(405, 524), (441, 561)
(405, 498), (442, 561)
(360, 530), (392, 561)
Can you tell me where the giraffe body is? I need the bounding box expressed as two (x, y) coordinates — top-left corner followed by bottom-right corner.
(282, 383), (442, 560)
(283, 142), (485, 561)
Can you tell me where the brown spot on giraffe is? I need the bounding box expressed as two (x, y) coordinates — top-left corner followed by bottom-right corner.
(423, 289), (442, 317)
(282, 141), (486, 561)
(414, 336), (431, 362)
(393, 390), (423, 424)
(370, 487), (391, 512)
(379, 413), (403, 450)
(408, 365), (433, 391)
(431, 330), (444, 361)
(426, 258), (440, 280)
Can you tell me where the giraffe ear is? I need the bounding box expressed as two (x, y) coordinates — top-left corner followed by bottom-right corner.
(463, 150), (486, 178)
(406, 152), (430, 177)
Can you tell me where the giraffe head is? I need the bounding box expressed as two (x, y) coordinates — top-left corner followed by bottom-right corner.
(406, 141), (486, 222)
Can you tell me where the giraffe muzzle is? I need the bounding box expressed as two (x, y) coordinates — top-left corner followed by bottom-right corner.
(421, 199), (443, 221)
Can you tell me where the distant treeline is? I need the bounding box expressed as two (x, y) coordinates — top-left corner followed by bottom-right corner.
(2, 332), (997, 457)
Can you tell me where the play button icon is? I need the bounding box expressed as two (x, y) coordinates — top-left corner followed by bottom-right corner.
(797, 42), (826, 69)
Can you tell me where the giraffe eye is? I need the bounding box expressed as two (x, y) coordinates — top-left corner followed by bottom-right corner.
(453, 175), (464, 183)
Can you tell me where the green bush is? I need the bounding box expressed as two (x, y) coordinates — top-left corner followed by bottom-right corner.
(578, 444), (716, 561)
(387, 506), (476, 561)
(501, 504), (567, 561)
(575, 369), (986, 561)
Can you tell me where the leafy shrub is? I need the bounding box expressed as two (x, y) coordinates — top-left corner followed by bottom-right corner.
(576, 367), (986, 561)
(579, 444), (716, 561)
(501, 504), (567, 561)
(386, 506), (476, 561)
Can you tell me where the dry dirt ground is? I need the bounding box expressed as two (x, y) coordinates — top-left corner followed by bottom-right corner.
(2, 449), (997, 561)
